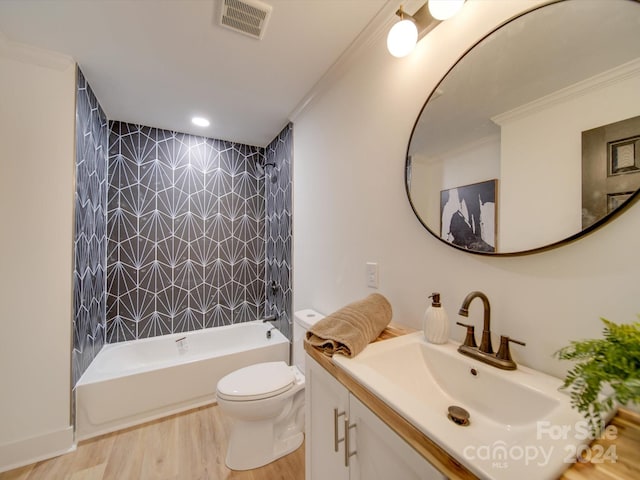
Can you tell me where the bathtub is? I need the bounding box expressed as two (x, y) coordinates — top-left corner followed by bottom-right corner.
(75, 321), (289, 441)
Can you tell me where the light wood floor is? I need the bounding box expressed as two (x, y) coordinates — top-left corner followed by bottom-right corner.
(0, 404), (304, 480)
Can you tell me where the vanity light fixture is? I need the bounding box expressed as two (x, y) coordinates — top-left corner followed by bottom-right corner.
(387, 1), (466, 57)
(191, 116), (210, 127)
(386, 7), (418, 58)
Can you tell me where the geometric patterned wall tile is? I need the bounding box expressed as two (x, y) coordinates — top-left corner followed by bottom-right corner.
(72, 67), (108, 386)
(107, 122), (267, 342)
(264, 123), (293, 340)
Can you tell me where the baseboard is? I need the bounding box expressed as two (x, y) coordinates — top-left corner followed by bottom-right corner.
(0, 426), (75, 473)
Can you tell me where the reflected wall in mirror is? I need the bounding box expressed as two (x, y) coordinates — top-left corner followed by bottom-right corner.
(406, 0), (640, 255)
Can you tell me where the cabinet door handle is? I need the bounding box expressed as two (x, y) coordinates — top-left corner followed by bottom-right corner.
(333, 408), (346, 452)
(344, 418), (357, 467)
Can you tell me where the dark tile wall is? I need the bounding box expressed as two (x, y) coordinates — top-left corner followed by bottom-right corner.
(265, 123), (293, 339)
(106, 122), (267, 341)
(73, 68), (108, 386)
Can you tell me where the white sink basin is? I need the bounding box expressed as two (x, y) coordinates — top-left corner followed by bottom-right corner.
(333, 332), (588, 480)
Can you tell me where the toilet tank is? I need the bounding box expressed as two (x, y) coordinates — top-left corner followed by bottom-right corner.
(292, 309), (324, 372)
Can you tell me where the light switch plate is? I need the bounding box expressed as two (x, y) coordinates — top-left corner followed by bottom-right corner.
(366, 262), (379, 288)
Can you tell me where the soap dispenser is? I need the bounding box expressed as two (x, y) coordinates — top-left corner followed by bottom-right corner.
(423, 293), (449, 344)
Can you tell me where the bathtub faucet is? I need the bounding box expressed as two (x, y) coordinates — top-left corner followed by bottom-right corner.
(262, 314), (278, 323)
(266, 327), (277, 339)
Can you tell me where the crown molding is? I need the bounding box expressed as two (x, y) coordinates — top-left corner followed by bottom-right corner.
(492, 57), (640, 126)
(414, 132), (501, 165)
(289, 0), (409, 122)
(0, 30), (74, 70)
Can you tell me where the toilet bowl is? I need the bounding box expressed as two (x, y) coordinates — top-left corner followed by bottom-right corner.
(216, 309), (324, 470)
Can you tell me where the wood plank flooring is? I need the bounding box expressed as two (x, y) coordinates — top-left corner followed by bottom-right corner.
(0, 404), (304, 480)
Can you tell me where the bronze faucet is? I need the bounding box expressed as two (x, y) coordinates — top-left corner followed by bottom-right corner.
(458, 291), (493, 354)
(456, 291), (525, 370)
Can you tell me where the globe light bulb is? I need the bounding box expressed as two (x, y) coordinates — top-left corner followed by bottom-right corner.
(428, 0), (465, 21)
(386, 19), (418, 58)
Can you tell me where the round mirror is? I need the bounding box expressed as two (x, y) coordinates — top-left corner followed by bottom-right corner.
(406, 0), (640, 255)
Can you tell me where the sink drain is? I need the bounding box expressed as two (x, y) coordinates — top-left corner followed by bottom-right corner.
(448, 405), (470, 426)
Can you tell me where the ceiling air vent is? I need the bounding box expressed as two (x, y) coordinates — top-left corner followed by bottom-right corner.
(219, 0), (272, 40)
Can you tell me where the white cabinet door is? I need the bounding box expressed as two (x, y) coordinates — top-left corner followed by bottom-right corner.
(348, 395), (446, 480)
(306, 356), (350, 480)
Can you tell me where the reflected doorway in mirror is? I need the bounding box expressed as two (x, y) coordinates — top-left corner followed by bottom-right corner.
(582, 115), (640, 229)
(440, 179), (497, 253)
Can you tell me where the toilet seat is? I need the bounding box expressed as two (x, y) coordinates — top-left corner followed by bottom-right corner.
(217, 361), (295, 401)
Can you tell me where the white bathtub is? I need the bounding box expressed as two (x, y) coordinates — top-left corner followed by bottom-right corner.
(75, 321), (289, 441)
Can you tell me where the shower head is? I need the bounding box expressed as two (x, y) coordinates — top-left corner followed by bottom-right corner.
(257, 161), (278, 183)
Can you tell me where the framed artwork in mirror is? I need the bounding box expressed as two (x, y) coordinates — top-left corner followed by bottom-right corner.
(440, 179), (497, 253)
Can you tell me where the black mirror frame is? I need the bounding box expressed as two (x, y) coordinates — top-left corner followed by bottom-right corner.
(405, 0), (640, 257)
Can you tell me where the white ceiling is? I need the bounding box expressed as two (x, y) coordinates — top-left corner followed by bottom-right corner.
(0, 0), (393, 147)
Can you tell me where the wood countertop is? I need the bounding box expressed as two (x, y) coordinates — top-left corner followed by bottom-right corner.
(558, 407), (640, 480)
(304, 323), (640, 480)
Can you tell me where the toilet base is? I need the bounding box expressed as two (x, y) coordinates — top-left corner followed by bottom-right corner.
(218, 365), (306, 471)
(225, 420), (304, 470)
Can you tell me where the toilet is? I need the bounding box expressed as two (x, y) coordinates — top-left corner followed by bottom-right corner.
(216, 309), (324, 470)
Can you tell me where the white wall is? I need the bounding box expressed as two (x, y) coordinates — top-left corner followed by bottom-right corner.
(293, 0), (640, 379)
(0, 38), (76, 471)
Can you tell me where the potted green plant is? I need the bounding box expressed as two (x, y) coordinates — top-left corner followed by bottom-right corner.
(555, 318), (640, 435)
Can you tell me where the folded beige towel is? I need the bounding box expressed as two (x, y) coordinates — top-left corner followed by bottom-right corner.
(306, 293), (392, 358)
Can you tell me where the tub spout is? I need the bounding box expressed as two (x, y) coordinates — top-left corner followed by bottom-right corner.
(262, 314), (278, 323)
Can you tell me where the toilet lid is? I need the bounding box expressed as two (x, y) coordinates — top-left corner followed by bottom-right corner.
(216, 361), (295, 401)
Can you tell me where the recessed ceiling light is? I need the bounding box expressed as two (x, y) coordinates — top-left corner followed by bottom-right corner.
(192, 116), (210, 127)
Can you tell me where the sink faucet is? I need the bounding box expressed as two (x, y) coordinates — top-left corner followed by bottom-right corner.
(456, 291), (526, 370)
(458, 291), (493, 354)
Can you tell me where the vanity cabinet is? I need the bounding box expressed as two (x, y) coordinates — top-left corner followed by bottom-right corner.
(305, 356), (444, 480)
(305, 354), (350, 480)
